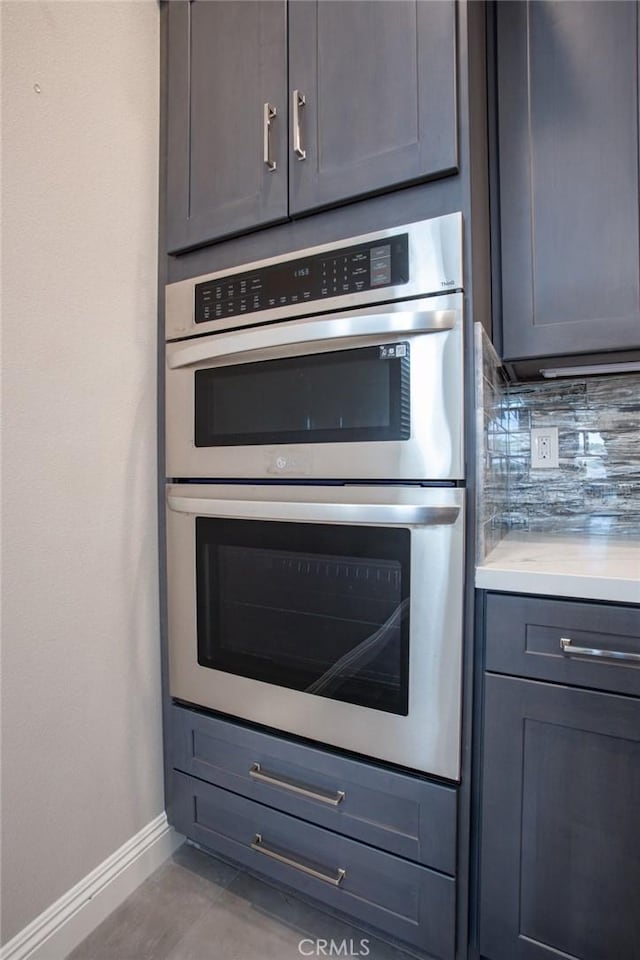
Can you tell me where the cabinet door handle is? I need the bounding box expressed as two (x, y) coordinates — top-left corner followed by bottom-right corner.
(251, 834), (346, 886)
(249, 762), (345, 806)
(292, 89), (306, 160)
(560, 637), (640, 663)
(263, 103), (277, 171)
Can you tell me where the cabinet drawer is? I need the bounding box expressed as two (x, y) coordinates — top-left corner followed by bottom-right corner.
(172, 771), (455, 959)
(171, 705), (456, 874)
(485, 594), (640, 696)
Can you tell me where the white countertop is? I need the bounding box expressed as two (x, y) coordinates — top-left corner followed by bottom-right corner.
(476, 531), (640, 604)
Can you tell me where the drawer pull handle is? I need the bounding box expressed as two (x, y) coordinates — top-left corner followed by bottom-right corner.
(560, 637), (640, 664)
(251, 833), (346, 886)
(249, 762), (345, 806)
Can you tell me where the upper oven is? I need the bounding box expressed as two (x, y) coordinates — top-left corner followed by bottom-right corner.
(165, 214), (464, 481)
(166, 295), (463, 480)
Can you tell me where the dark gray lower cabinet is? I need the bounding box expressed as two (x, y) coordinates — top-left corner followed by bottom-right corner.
(169, 705), (458, 957)
(485, 593), (640, 697)
(480, 674), (640, 960)
(171, 705), (457, 873)
(173, 771), (455, 959)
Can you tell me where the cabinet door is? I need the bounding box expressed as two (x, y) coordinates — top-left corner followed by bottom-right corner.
(166, 1), (288, 253)
(480, 674), (640, 960)
(497, 1), (640, 361)
(288, 0), (457, 216)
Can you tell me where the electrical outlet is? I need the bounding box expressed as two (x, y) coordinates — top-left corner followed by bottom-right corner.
(530, 426), (559, 469)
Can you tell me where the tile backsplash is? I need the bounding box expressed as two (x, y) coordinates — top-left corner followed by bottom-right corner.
(475, 324), (640, 560)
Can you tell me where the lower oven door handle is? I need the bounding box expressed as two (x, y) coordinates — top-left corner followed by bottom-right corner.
(167, 496), (459, 527)
(251, 834), (346, 886)
(166, 307), (457, 370)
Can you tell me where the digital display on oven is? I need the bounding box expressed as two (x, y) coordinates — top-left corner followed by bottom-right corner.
(194, 233), (409, 325)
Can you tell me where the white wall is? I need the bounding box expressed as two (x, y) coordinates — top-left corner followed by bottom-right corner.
(1, 0), (163, 944)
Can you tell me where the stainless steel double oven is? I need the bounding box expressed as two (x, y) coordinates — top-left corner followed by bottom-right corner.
(165, 213), (466, 781)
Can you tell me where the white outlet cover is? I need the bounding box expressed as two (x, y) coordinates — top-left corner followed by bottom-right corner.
(530, 426), (559, 469)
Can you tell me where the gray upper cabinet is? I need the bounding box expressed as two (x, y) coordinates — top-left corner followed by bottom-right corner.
(496, 1), (640, 362)
(288, 0), (458, 215)
(166, 1), (288, 253)
(165, 0), (457, 254)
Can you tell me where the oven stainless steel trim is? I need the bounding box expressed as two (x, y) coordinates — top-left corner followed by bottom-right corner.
(167, 494), (459, 527)
(165, 213), (463, 341)
(167, 300), (457, 370)
(166, 483), (465, 780)
(165, 293), (463, 481)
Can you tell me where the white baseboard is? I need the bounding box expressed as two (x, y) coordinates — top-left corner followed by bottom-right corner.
(1, 812), (183, 960)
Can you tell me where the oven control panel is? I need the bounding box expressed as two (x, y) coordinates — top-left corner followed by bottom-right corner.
(195, 233), (409, 325)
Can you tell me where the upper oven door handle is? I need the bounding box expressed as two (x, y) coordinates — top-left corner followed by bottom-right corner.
(167, 495), (459, 527)
(166, 306), (458, 370)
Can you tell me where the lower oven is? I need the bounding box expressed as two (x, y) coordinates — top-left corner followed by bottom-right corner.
(166, 483), (465, 780)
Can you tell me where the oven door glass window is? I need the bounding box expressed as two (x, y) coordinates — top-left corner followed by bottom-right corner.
(196, 518), (410, 715)
(194, 344), (410, 447)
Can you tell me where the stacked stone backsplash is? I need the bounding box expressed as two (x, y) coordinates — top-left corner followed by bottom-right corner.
(475, 324), (640, 561)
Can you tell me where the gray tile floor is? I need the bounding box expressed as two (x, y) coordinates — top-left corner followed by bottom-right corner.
(67, 843), (416, 960)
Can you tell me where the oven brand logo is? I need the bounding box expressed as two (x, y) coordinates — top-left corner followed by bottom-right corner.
(298, 938), (370, 956)
(379, 343), (407, 360)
